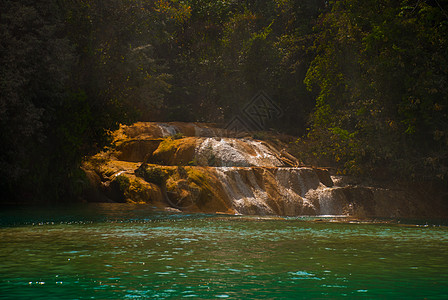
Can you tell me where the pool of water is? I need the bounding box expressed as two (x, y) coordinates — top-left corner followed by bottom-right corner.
(1, 204), (447, 299)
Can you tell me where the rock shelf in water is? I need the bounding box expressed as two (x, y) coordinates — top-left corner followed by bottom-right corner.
(82, 122), (446, 218)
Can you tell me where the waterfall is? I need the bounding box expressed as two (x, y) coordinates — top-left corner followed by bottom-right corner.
(211, 166), (347, 216)
(86, 122), (368, 216)
(191, 136), (338, 215)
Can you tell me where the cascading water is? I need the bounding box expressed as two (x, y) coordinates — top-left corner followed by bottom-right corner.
(157, 123), (179, 137)
(194, 138), (282, 167)
(211, 166), (346, 216)
(214, 167), (274, 215)
(125, 122), (347, 215)
(318, 188), (343, 216)
(84, 122), (443, 218)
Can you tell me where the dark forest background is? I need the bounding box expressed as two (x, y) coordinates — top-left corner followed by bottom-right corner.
(1, 0), (447, 203)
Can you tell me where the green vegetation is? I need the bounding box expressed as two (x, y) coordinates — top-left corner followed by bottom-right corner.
(137, 166), (167, 185)
(303, 0), (448, 180)
(115, 174), (131, 193)
(1, 0), (447, 203)
(156, 138), (182, 154)
(187, 160), (198, 166)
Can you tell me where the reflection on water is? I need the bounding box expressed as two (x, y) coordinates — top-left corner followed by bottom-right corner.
(0, 204), (447, 299)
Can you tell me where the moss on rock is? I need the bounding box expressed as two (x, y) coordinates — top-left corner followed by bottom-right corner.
(150, 137), (198, 166)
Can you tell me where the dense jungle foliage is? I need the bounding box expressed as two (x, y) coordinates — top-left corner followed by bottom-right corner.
(1, 0), (447, 202)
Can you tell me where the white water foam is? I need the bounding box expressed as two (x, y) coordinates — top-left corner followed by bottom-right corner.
(318, 188), (347, 215)
(244, 139), (283, 167)
(195, 138), (282, 167)
(214, 166), (339, 215)
(215, 167), (274, 215)
(275, 168), (314, 215)
(158, 124), (179, 137)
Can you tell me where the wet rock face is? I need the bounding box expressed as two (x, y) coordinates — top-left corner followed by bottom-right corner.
(115, 139), (162, 162)
(82, 122), (446, 218)
(150, 137), (198, 166)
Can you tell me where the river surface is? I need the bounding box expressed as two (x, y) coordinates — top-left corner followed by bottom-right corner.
(1, 204), (447, 299)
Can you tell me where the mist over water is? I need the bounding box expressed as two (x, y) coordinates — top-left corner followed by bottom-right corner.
(1, 204), (447, 299)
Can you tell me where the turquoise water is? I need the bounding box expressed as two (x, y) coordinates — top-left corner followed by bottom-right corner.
(1, 204), (447, 299)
